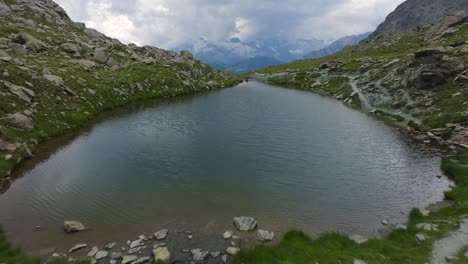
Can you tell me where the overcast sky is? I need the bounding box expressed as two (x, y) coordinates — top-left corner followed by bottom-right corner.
(55, 0), (405, 49)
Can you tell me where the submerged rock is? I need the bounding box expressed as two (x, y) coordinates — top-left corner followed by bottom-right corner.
(233, 216), (257, 231)
(257, 229), (274, 241)
(63, 220), (85, 233)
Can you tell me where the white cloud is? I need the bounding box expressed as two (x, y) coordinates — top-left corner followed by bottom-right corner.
(55, 0), (405, 49)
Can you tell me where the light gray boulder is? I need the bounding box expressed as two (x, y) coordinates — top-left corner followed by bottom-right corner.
(233, 216), (257, 231)
(64, 220), (85, 233)
(7, 113), (34, 131)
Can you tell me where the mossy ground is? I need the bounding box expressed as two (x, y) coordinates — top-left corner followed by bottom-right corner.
(239, 151), (468, 264)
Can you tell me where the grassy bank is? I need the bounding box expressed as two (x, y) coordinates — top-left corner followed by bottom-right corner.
(238, 151), (468, 264)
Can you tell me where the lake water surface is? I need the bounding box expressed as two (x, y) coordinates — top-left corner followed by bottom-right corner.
(0, 81), (451, 254)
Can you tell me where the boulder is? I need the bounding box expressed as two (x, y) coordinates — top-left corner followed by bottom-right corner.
(3, 82), (35, 102)
(63, 220), (85, 233)
(7, 113), (34, 131)
(233, 216), (257, 231)
(0, 2), (11, 16)
(132, 256), (151, 264)
(44, 74), (64, 86)
(257, 230), (274, 241)
(10, 32), (47, 53)
(153, 247), (170, 263)
(106, 57), (119, 67)
(9, 43), (27, 56)
(60, 43), (79, 54)
(154, 229), (168, 240)
(92, 47), (108, 63)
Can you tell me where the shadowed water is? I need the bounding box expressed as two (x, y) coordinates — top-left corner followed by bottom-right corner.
(0, 81), (451, 254)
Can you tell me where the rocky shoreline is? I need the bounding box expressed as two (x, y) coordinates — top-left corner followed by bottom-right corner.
(45, 217), (273, 264)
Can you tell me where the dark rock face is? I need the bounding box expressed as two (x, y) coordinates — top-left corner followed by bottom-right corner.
(373, 0), (468, 34)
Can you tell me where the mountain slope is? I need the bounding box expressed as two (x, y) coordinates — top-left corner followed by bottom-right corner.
(374, 0), (468, 34)
(0, 0), (237, 180)
(304, 32), (371, 59)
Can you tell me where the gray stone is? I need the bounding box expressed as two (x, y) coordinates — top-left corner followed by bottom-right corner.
(121, 255), (138, 264)
(353, 260), (368, 264)
(211, 251), (221, 258)
(191, 249), (209, 261)
(0, 2), (11, 16)
(416, 234), (428, 243)
(7, 113), (34, 131)
(9, 43), (27, 56)
(63, 220), (85, 233)
(350, 235), (368, 244)
(95, 251), (108, 260)
(110, 252), (123, 259)
(3, 82), (35, 102)
(414, 47), (447, 58)
(226, 247), (240, 256)
(105, 242), (116, 250)
(93, 47), (108, 63)
(131, 256), (151, 264)
(233, 216), (257, 231)
(69, 244), (87, 253)
(153, 247), (170, 263)
(60, 43), (79, 54)
(154, 229), (168, 240)
(223, 230), (233, 239)
(43, 74), (64, 86)
(257, 229), (274, 241)
(395, 224), (408, 230)
(87, 246), (99, 257)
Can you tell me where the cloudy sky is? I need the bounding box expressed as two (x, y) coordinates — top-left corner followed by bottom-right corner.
(55, 0), (405, 49)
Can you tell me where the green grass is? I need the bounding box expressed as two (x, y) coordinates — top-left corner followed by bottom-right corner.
(239, 151), (468, 263)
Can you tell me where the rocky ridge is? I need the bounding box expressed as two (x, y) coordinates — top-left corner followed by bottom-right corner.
(0, 0), (238, 182)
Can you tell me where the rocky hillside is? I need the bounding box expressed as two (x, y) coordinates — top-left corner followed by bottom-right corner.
(0, 0), (237, 182)
(373, 0), (468, 34)
(253, 10), (468, 149)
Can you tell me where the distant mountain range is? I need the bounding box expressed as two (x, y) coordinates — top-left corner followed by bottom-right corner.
(304, 32), (371, 59)
(177, 32), (373, 73)
(177, 37), (325, 73)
